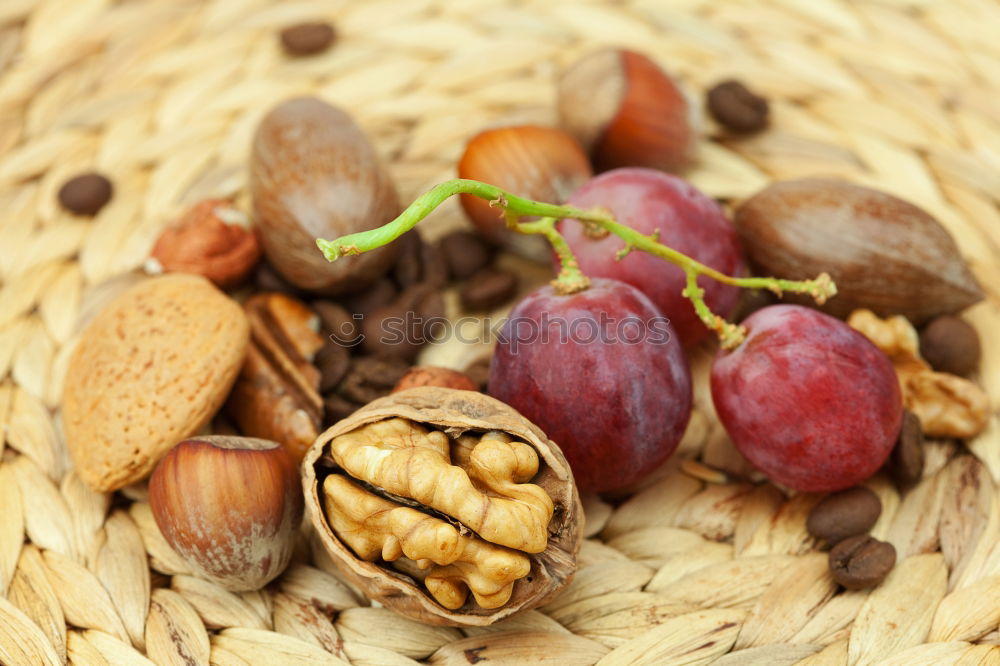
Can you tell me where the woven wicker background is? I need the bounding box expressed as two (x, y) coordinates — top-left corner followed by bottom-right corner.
(2, 0), (1000, 664)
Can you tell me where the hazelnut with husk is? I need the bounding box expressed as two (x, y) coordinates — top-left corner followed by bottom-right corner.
(558, 48), (697, 173)
(303, 386), (582, 626)
(149, 435), (303, 592)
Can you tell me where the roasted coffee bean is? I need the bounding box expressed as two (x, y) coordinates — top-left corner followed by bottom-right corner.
(58, 172), (113, 215)
(807, 486), (882, 544)
(362, 300), (423, 360)
(280, 22), (335, 56)
(406, 282), (446, 326)
(360, 283), (447, 358)
(420, 241), (449, 288)
(707, 80), (769, 133)
(323, 393), (361, 427)
(314, 300), (360, 347)
(316, 341), (352, 393)
(887, 410), (925, 488)
(338, 355), (410, 405)
(392, 230), (448, 288)
(464, 357), (491, 392)
(829, 535), (896, 590)
(393, 231), (425, 287)
(343, 278), (397, 317)
(920, 315), (981, 377)
(439, 230), (495, 280)
(460, 267), (518, 311)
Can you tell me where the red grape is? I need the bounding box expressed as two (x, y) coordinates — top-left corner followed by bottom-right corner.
(559, 168), (745, 346)
(711, 305), (902, 492)
(488, 278), (691, 492)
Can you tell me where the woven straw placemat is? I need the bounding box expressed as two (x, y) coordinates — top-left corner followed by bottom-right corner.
(2, 0), (1000, 664)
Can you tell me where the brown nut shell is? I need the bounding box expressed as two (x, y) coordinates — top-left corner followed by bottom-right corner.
(558, 48), (696, 173)
(251, 97), (400, 295)
(63, 275), (249, 491)
(734, 179), (983, 323)
(302, 386), (582, 626)
(457, 125), (591, 260)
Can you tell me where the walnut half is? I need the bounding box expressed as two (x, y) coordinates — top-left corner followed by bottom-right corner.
(848, 309), (988, 439)
(302, 387), (582, 626)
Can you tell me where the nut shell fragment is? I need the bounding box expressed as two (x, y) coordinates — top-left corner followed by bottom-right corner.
(303, 387), (582, 626)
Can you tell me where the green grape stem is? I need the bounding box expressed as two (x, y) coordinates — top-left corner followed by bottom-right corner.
(316, 178), (837, 349)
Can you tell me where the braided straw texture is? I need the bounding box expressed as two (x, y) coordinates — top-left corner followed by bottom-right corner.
(2, 0), (1000, 664)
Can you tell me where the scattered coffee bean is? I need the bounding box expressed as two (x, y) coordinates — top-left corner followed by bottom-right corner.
(410, 284), (446, 327)
(920, 315), (981, 376)
(323, 393), (361, 427)
(438, 230), (495, 280)
(392, 230), (448, 289)
(460, 267), (518, 311)
(393, 231), (426, 287)
(316, 341), (351, 393)
(58, 172), (113, 215)
(464, 357), (491, 392)
(343, 278), (397, 316)
(887, 410), (925, 488)
(392, 366), (478, 393)
(338, 355), (410, 405)
(313, 300), (360, 347)
(362, 300), (423, 360)
(706, 80), (769, 133)
(280, 22), (335, 56)
(829, 535), (896, 590)
(420, 241), (449, 288)
(807, 486), (882, 544)
(359, 283), (445, 359)
(254, 261), (301, 295)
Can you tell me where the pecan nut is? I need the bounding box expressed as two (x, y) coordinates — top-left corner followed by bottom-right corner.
(848, 309), (988, 439)
(228, 293), (324, 461)
(303, 387), (582, 626)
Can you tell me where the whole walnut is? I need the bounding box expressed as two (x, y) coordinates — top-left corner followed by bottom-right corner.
(251, 97), (400, 295)
(303, 387), (582, 626)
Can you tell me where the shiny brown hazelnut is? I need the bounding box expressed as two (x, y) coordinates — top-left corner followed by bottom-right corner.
(557, 48), (696, 174)
(457, 125), (592, 261)
(251, 97), (400, 295)
(148, 436), (304, 591)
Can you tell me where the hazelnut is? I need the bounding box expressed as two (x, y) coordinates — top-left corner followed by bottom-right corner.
(457, 126), (592, 261)
(557, 48), (696, 173)
(392, 367), (478, 393)
(149, 436), (303, 591)
(148, 199), (262, 289)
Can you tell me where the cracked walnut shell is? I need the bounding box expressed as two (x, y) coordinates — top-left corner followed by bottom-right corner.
(302, 387), (582, 626)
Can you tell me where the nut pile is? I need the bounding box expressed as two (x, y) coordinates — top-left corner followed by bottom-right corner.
(50, 24), (994, 646)
(304, 387), (582, 626)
